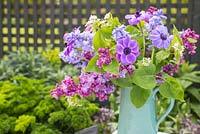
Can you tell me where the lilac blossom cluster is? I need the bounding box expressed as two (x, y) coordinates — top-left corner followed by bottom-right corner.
(51, 73), (115, 101)
(181, 28), (200, 55)
(112, 25), (129, 41)
(119, 64), (135, 78)
(96, 48), (113, 68)
(51, 76), (78, 99)
(59, 28), (94, 68)
(161, 64), (179, 76)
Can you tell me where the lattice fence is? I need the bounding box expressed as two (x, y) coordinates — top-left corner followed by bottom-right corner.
(0, 0), (200, 66)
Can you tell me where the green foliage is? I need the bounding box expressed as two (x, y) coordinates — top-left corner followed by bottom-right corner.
(0, 50), (79, 84)
(15, 115), (36, 133)
(93, 26), (113, 51)
(132, 64), (157, 89)
(130, 85), (151, 108)
(86, 55), (105, 73)
(102, 58), (119, 75)
(0, 76), (100, 134)
(155, 50), (170, 64)
(158, 62), (200, 133)
(0, 114), (16, 134)
(0, 49), (102, 134)
(159, 75), (184, 101)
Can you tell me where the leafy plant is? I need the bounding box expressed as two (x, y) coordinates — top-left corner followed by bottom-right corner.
(0, 76), (100, 134)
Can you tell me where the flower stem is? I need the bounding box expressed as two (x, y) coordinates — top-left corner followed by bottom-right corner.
(139, 22), (146, 57)
(151, 47), (155, 63)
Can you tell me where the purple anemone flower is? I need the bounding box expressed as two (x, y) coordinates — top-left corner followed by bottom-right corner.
(116, 36), (140, 65)
(149, 25), (173, 49)
(125, 11), (147, 25)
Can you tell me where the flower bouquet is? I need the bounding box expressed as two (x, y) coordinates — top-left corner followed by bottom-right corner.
(51, 6), (199, 134)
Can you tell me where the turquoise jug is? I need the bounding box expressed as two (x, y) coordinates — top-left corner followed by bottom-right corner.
(118, 88), (175, 134)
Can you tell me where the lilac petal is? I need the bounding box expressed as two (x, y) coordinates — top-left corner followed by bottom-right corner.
(153, 39), (162, 48)
(121, 54), (129, 65)
(131, 51), (140, 57)
(116, 45), (124, 54)
(128, 40), (138, 49)
(117, 39), (123, 46)
(129, 19), (139, 25)
(126, 54), (136, 64)
(149, 34), (160, 40)
(123, 37), (130, 47)
(116, 53), (121, 61)
(163, 40), (170, 49)
(63, 33), (68, 40)
(125, 14), (134, 19)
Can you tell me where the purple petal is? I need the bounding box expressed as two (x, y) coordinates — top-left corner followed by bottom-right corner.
(126, 54), (136, 64)
(125, 14), (134, 19)
(123, 37), (130, 47)
(116, 45), (124, 54)
(121, 54), (129, 65)
(128, 40), (138, 49)
(129, 19), (140, 25)
(117, 39), (123, 46)
(152, 39), (162, 48)
(131, 51), (140, 57)
(149, 34), (160, 40)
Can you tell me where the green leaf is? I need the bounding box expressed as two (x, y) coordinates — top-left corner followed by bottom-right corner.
(190, 103), (200, 118)
(111, 77), (132, 88)
(159, 75), (184, 101)
(170, 25), (184, 64)
(156, 50), (170, 64)
(130, 85), (151, 108)
(180, 71), (200, 83)
(186, 87), (200, 102)
(126, 25), (143, 47)
(93, 26), (113, 51)
(177, 79), (192, 89)
(85, 56), (104, 73)
(132, 64), (157, 89)
(187, 37), (197, 43)
(102, 58), (119, 75)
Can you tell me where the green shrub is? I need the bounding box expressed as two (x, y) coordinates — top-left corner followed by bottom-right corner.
(0, 49), (79, 84)
(0, 76), (99, 134)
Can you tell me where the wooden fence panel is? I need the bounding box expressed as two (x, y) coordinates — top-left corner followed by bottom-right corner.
(0, 0), (199, 66)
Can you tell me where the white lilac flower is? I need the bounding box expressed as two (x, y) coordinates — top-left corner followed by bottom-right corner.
(142, 57), (151, 66)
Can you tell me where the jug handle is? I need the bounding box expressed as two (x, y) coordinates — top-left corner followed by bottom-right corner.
(153, 88), (175, 131)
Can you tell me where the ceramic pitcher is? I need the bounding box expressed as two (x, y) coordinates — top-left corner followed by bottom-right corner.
(118, 88), (175, 134)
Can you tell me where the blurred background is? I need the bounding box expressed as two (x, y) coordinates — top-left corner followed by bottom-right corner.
(0, 0), (200, 134)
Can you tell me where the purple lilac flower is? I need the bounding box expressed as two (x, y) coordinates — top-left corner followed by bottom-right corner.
(155, 73), (164, 84)
(149, 25), (173, 49)
(116, 36), (140, 65)
(112, 25), (129, 41)
(147, 6), (158, 15)
(180, 117), (200, 133)
(125, 11), (148, 25)
(153, 9), (167, 20)
(60, 28), (95, 68)
(145, 16), (163, 31)
(78, 72), (115, 101)
(96, 48), (113, 68)
(145, 8), (167, 31)
(119, 64), (135, 78)
(51, 76), (78, 99)
(161, 64), (179, 76)
(181, 28), (199, 55)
